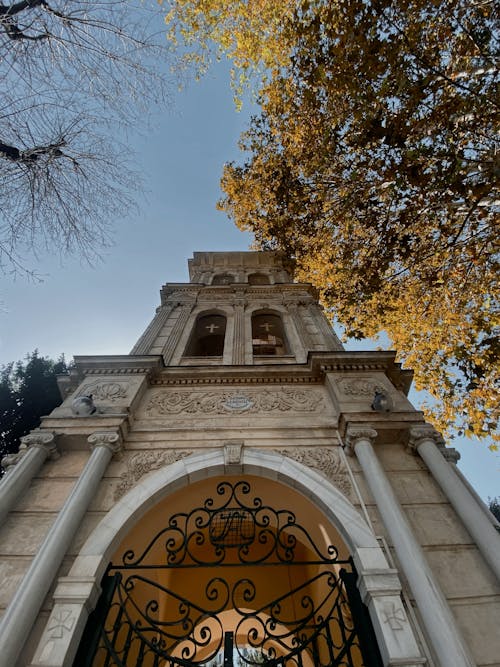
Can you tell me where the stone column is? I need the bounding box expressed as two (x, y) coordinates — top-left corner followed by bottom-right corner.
(345, 426), (476, 667)
(0, 431), (58, 526)
(161, 301), (195, 364)
(130, 303), (175, 354)
(232, 291), (246, 365)
(0, 431), (122, 667)
(409, 425), (500, 581)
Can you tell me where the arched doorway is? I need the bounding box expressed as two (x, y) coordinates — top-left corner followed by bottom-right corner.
(75, 477), (382, 667)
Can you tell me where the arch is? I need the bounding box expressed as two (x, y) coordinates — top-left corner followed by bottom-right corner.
(248, 273), (270, 285)
(185, 312), (227, 356)
(69, 449), (382, 585)
(251, 310), (288, 355)
(32, 450), (420, 666)
(212, 273), (235, 285)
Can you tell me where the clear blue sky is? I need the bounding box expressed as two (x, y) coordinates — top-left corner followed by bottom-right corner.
(0, 55), (497, 501)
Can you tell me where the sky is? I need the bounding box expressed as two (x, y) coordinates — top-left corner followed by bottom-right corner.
(0, 34), (497, 501)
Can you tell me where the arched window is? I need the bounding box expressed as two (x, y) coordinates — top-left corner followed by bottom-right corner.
(252, 312), (288, 356)
(186, 314), (226, 356)
(212, 274), (234, 285)
(248, 273), (270, 285)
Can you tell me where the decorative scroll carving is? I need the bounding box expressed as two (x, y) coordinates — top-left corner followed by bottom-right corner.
(1, 431), (58, 472)
(338, 378), (386, 397)
(275, 447), (354, 499)
(88, 431), (122, 455)
(145, 387), (325, 416)
(114, 450), (193, 500)
(77, 381), (129, 402)
(343, 427), (378, 455)
(408, 425), (459, 463)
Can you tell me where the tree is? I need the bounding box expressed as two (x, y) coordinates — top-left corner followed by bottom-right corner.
(164, 0), (499, 446)
(489, 497), (500, 523)
(1, 0), (175, 275)
(0, 351), (69, 471)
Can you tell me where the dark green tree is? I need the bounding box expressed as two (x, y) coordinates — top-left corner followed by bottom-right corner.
(488, 497), (500, 523)
(0, 351), (69, 470)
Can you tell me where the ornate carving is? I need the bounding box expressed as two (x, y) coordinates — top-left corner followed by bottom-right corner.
(408, 425), (445, 451)
(408, 425), (460, 462)
(88, 431), (122, 454)
(114, 449), (193, 499)
(78, 381), (129, 402)
(1, 447), (27, 472)
(145, 388), (325, 416)
(441, 447), (460, 464)
(274, 447), (354, 499)
(2, 431), (59, 472)
(224, 441), (243, 464)
(343, 426), (378, 455)
(338, 377), (386, 397)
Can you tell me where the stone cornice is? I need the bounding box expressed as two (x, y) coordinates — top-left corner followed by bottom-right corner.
(150, 375), (323, 386)
(159, 282), (318, 304)
(68, 351), (412, 393)
(73, 355), (163, 376)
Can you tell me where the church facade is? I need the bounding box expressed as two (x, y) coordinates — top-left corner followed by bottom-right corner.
(0, 251), (498, 667)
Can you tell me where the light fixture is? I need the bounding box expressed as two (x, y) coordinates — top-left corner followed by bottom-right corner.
(371, 390), (393, 413)
(71, 394), (97, 416)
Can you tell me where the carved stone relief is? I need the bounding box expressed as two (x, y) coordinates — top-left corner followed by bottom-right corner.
(381, 601), (407, 631)
(274, 447), (354, 500)
(114, 450), (193, 500)
(338, 377), (387, 397)
(76, 381), (129, 402)
(144, 388), (325, 417)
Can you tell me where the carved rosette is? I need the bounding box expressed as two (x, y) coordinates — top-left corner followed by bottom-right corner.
(114, 449), (193, 500)
(274, 447), (354, 500)
(88, 431), (122, 455)
(343, 427), (378, 456)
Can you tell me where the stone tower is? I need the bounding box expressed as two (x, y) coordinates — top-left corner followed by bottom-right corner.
(0, 251), (498, 667)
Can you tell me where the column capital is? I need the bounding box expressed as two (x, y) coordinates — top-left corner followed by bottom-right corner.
(87, 431), (122, 455)
(407, 425), (459, 463)
(408, 424), (444, 450)
(343, 426), (378, 456)
(2, 431), (59, 472)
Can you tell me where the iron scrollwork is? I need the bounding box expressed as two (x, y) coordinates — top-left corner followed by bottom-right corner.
(80, 481), (379, 667)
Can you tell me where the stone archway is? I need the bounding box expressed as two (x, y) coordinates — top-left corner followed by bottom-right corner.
(30, 448), (424, 667)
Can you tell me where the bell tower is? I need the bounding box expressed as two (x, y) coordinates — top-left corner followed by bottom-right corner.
(130, 250), (343, 365)
(0, 251), (498, 667)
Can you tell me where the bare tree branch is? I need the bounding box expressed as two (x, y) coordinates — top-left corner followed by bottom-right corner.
(0, 0), (177, 275)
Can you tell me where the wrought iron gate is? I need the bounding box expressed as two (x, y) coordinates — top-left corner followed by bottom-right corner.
(75, 481), (382, 667)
